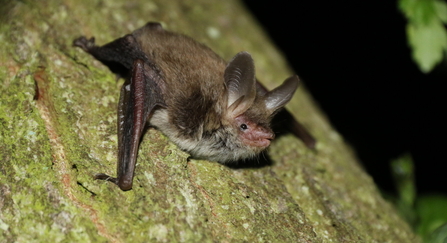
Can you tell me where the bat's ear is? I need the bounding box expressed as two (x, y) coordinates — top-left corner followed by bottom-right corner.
(264, 75), (300, 114)
(224, 52), (256, 118)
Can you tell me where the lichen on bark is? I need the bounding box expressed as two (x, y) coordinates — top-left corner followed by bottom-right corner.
(0, 0), (419, 242)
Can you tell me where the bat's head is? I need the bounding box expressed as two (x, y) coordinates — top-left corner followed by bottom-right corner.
(168, 52), (300, 163)
(216, 52), (300, 162)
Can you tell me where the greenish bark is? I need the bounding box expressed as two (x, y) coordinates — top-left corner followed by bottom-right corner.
(0, 0), (419, 242)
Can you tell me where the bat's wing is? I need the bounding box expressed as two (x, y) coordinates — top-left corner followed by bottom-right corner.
(74, 35), (166, 190)
(95, 59), (165, 190)
(275, 109), (316, 149)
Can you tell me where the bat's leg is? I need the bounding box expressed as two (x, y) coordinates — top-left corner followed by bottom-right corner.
(73, 22), (163, 69)
(73, 34), (148, 70)
(95, 59), (165, 191)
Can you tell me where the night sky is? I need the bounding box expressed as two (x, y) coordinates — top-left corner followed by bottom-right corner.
(243, 1), (447, 195)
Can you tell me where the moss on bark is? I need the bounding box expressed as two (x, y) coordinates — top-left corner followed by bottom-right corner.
(0, 0), (419, 242)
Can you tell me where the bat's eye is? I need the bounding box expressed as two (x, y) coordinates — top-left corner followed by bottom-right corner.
(240, 124), (248, 130)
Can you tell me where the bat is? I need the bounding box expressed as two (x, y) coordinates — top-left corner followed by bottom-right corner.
(73, 22), (315, 191)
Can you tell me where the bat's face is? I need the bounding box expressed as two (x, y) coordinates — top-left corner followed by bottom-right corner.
(234, 115), (274, 149)
(172, 110), (273, 163)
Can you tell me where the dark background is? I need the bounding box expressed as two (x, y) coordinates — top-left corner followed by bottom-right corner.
(242, 0), (447, 195)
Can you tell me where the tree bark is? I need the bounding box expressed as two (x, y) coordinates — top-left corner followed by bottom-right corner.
(0, 0), (419, 242)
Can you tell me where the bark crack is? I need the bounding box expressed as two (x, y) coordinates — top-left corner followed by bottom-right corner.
(186, 162), (232, 239)
(33, 67), (119, 243)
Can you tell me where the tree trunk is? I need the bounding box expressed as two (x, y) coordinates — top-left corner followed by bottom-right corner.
(0, 0), (419, 242)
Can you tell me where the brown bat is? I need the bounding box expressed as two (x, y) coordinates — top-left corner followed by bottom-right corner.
(73, 22), (315, 191)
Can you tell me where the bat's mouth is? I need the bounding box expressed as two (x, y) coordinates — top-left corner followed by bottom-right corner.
(243, 135), (274, 148)
(258, 138), (272, 148)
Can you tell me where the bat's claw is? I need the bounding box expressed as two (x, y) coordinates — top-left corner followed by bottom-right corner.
(94, 173), (118, 184)
(73, 36), (96, 52)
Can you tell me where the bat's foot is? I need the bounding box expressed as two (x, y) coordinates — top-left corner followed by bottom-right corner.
(73, 36), (96, 52)
(94, 173), (133, 191)
(94, 173), (118, 184)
